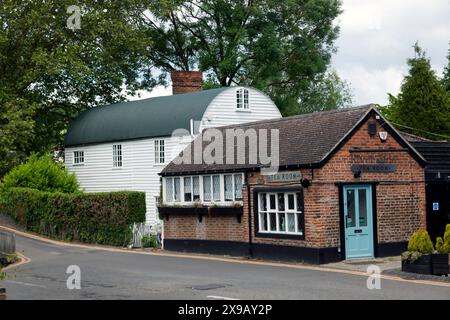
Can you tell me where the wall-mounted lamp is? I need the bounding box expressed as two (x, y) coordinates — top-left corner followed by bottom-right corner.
(301, 178), (311, 188)
(379, 131), (388, 142)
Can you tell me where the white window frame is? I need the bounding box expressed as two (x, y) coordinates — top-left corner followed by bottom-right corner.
(236, 88), (250, 110)
(162, 173), (244, 206)
(154, 139), (165, 164)
(73, 151), (84, 165)
(113, 144), (122, 168)
(258, 192), (303, 236)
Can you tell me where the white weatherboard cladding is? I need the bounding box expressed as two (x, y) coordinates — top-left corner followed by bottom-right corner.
(199, 87), (281, 130)
(65, 87), (281, 226)
(65, 136), (193, 225)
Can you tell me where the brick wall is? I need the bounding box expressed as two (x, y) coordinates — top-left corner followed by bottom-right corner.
(163, 114), (426, 252)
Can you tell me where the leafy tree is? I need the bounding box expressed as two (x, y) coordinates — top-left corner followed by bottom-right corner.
(382, 44), (450, 140)
(0, 0), (154, 177)
(0, 154), (80, 194)
(442, 44), (450, 95)
(285, 70), (353, 115)
(138, 0), (345, 115)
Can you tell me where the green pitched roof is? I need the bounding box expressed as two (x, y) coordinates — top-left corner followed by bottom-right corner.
(65, 88), (228, 147)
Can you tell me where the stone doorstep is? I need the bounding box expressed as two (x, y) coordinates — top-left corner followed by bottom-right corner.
(323, 256), (401, 273)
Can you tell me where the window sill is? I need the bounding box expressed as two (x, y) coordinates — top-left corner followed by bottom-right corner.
(255, 231), (305, 240)
(236, 109), (251, 113)
(73, 164), (85, 167)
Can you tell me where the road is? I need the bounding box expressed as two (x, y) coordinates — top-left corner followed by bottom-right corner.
(1, 235), (449, 300)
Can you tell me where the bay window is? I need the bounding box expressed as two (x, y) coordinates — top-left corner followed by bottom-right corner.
(163, 173), (244, 205)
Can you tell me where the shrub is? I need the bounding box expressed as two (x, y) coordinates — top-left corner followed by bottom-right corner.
(436, 224), (450, 254)
(407, 229), (434, 254)
(0, 188), (146, 246)
(0, 154), (79, 194)
(142, 234), (158, 248)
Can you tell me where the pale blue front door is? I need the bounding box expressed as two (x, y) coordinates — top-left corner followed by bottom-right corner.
(343, 185), (374, 259)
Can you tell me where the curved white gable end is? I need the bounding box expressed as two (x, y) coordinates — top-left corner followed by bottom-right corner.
(64, 86), (281, 228)
(199, 87), (282, 131)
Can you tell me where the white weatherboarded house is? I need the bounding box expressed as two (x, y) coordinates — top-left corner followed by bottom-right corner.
(65, 77), (281, 226)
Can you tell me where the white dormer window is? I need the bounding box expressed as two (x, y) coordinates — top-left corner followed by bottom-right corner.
(236, 88), (249, 110)
(73, 151), (84, 165)
(154, 139), (165, 164)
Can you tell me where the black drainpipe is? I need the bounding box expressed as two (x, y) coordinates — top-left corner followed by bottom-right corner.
(245, 172), (253, 258)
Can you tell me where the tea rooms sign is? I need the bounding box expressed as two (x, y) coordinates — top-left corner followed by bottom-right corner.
(266, 171), (303, 183)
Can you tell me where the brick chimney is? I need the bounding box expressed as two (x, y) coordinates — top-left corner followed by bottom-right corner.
(171, 71), (203, 95)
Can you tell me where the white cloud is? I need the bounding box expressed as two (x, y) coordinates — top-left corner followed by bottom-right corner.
(128, 85), (172, 101)
(333, 0), (450, 105)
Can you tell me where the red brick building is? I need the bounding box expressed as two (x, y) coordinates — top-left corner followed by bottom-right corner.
(159, 106), (427, 263)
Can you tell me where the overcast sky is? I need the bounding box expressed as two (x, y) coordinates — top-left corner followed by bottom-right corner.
(132, 0), (450, 106)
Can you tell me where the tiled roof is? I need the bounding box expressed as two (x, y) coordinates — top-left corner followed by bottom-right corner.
(161, 105), (374, 175)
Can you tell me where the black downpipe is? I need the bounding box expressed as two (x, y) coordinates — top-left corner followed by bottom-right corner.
(245, 172), (253, 258)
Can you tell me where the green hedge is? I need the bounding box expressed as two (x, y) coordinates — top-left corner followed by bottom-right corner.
(0, 188), (146, 246)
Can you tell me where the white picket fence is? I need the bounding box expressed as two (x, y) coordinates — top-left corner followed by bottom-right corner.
(131, 223), (153, 248)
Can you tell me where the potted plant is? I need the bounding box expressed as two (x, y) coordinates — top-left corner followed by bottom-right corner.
(433, 224), (450, 276)
(401, 229), (434, 275)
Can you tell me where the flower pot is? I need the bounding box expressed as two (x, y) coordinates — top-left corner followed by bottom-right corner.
(401, 254), (432, 275)
(432, 253), (449, 276)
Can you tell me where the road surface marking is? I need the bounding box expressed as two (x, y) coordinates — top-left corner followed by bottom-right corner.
(5, 280), (47, 288)
(207, 295), (239, 300)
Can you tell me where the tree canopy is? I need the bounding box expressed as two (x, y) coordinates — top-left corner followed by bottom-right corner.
(381, 44), (450, 141)
(0, 0), (155, 177)
(138, 0), (348, 115)
(0, 0), (351, 177)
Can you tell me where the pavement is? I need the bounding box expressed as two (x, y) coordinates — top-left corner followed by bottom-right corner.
(1, 230), (449, 300)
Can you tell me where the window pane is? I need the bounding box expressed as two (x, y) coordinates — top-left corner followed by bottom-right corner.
(288, 194), (295, 210)
(287, 213), (295, 232)
(358, 189), (367, 227)
(193, 176), (200, 201)
(159, 140), (165, 163)
(166, 178), (173, 202)
(260, 212), (268, 231)
(234, 174), (243, 200)
(184, 177), (192, 202)
(269, 213), (277, 231)
(244, 89), (249, 109)
(346, 189), (356, 227)
(224, 175), (233, 201)
(213, 175), (221, 201)
(296, 192), (303, 211)
(278, 193), (285, 211)
(154, 141), (159, 163)
(297, 213), (304, 235)
(203, 176), (211, 201)
(260, 193), (267, 211)
(269, 194), (276, 210)
(236, 89), (242, 109)
(279, 213), (286, 232)
(174, 178), (181, 202)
